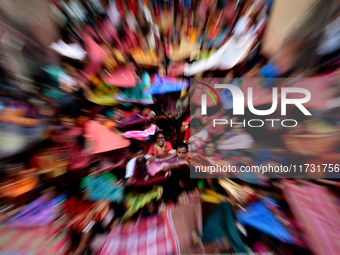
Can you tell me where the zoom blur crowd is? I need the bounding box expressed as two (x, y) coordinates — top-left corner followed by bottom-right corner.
(0, 0), (340, 254)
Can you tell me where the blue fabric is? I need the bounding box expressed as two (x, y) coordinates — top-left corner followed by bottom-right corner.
(254, 149), (289, 166)
(236, 198), (294, 243)
(219, 81), (239, 110)
(83, 174), (124, 203)
(147, 74), (189, 95)
(259, 62), (279, 79)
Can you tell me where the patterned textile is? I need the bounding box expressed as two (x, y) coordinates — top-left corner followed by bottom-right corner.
(122, 186), (163, 221)
(87, 80), (120, 106)
(0, 227), (70, 255)
(100, 215), (174, 255)
(5, 194), (66, 228)
(164, 202), (202, 255)
(283, 181), (340, 255)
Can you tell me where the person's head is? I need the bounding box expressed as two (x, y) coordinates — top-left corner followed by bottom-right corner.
(61, 57), (83, 77)
(176, 143), (188, 160)
(190, 118), (204, 134)
(154, 131), (166, 147)
(231, 124), (244, 135)
(135, 146), (146, 163)
(59, 114), (77, 129)
(203, 140), (217, 156)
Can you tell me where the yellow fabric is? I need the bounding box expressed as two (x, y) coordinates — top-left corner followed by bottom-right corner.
(130, 47), (159, 68)
(169, 37), (195, 61)
(200, 189), (227, 204)
(306, 121), (338, 134)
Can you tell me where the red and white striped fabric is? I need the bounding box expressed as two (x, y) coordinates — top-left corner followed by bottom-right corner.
(283, 181), (340, 255)
(100, 215), (174, 255)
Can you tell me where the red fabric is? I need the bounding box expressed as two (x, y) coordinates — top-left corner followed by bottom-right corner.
(184, 127), (190, 141)
(101, 215), (174, 255)
(147, 141), (173, 156)
(283, 181), (340, 255)
(66, 197), (109, 234)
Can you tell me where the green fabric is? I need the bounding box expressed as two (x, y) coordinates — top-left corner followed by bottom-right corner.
(41, 66), (66, 99)
(122, 186), (163, 221)
(80, 172), (117, 189)
(198, 180), (207, 189)
(114, 72), (153, 105)
(197, 50), (215, 60)
(202, 202), (247, 253)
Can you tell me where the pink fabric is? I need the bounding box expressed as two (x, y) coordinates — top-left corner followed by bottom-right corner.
(100, 215), (174, 255)
(84, 120), (130, 154)
(82, 33), (107, 77)
(123, 124), (157, 140)
(289, 77), (334, 110)
(217, 133), (254, 150)
(242, 79), (278, 107)
(98, 19), (119, 44)
(147, 141), (173, 156)
(147, 154), (187, 176)
(102, 66), (137, 88)
(283, 181), (340, 255)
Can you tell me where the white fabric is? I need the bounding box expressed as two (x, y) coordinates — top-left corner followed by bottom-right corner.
(126, 12), (139, 33)
(125, 155), (152, 178)
(317, 16), (340, 55)
(106, 1), (121, 28)
(183, 17), (258, 76)
(58, 73), (78, 90)
(50, 40), (87, 60)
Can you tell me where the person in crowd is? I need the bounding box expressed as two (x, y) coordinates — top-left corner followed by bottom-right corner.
(197, 140), (223, 162)
(217, 124), (254, 157)
(186, 118), (210, 152)
(146, 131), (173, 157)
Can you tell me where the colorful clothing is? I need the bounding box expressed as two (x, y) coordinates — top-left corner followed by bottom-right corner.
(6, 194), (66, 227)
(189, 128), (209, 152)
(123, 124), (158, 140)
(84, 120), (130, 154)
(202, 202), (247, 253)
(80, 172), (123, 202)
(147, 74), (189, 95)
(113, 72), (154, 104)
(147, 154), (188, 176)
(122, 186), (163, 221)
(147, 141), (173, 156)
